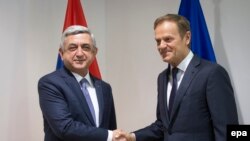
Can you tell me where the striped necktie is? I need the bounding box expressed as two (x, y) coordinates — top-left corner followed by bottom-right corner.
(169, 67), (178, 115)
(80, 78), (96, 124)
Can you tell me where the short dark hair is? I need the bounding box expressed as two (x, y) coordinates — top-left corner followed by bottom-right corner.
(154, 14), (190, 39)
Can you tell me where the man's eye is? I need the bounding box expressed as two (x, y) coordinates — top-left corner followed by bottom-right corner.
(82, 45), (91, 51)
(68, 46), (77, 51)
(164, 37), (172, 42)
(156, 40), (160, 46)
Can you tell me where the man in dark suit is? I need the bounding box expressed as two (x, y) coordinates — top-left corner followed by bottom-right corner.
(121, 14), (238, 141)
(38, 25), (123, 141)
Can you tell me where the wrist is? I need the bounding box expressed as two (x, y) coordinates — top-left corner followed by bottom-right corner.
(129, 133), (136, 141)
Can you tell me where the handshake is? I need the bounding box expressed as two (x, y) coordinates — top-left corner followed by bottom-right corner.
(112, 129), (136, 141)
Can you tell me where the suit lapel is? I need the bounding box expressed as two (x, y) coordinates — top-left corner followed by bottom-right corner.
(91, 76), (104, 126)
(169, 56), (201, 123)
(60, 67), (96, 126)
(158, 68), (170, 126)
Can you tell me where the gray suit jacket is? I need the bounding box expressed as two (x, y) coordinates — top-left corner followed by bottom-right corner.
(38, 66), (116, 141)
(135, 55), (238, 141)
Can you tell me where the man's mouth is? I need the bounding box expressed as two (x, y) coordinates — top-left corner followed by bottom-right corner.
(74, 60), (84, 63)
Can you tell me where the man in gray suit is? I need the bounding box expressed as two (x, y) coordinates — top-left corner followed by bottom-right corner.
(38, 25), (125, 141)
(121, 14), (238, 141)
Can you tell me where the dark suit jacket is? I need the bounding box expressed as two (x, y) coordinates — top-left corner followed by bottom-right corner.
(134, 55), (238, 141)
(38, 67), (116, 141)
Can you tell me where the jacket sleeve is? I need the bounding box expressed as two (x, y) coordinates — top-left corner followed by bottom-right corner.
(206, 65), (238, 141)
(106, 83), (117, 130)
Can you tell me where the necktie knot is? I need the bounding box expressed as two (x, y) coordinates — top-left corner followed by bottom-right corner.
(80, 78), (89, 89)
(172, 67), (178, 79)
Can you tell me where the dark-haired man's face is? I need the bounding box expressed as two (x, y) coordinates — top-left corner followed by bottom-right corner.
(155, 21), (190, 66)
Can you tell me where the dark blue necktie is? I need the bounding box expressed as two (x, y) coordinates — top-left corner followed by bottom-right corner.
(169, 68), (178, 115)
(80, 78), (96, 124)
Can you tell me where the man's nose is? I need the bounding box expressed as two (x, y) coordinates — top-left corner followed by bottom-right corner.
(75, 46), (84, 56)
(159, 40), (167, 47)
(158, 40), (167, 51)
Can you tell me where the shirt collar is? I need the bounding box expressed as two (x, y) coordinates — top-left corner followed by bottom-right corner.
(173, 51), (194, 72)
(71, 71), (93, 87)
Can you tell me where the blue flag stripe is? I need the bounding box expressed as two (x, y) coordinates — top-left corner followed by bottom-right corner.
(178, 0), (216, 62)
(56, 54), (63, 70)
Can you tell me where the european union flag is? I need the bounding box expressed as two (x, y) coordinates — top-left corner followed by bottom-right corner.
(178, 0), (216, 62)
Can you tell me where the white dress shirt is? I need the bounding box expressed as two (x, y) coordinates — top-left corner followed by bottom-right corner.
(167, 51), (194, 108)
(72, 72), (100, 127)
(72, 72), (113, 141)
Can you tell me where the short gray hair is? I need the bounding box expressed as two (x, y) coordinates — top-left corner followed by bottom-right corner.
(60, 25), (97, 49)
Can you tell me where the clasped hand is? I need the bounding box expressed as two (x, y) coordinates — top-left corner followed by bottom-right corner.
(112, 129), (135, 141)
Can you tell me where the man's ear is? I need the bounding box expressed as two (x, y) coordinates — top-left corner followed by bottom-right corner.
(185, 31), (191, 47)
(93, 47), (98, 55)
(59, 47), (64, 61)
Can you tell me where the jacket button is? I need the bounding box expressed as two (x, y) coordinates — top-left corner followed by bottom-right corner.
(163, 127), (167, 132)
(168, 129), (172, 135)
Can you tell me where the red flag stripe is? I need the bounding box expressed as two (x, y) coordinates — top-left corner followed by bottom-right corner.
(63, 0), (87, 30)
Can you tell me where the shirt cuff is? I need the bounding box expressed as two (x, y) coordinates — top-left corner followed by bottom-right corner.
(107, 130), (113, 141)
